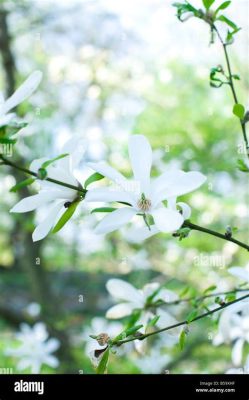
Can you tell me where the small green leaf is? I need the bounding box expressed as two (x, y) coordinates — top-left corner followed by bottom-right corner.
(186, 310), (198, 323)
(225, 293), (236, 302)
(147, 315), (160, 328)
(41, 153), (69, 169)
(202, 0), (215, 10)
(84, 172), (104, 189)
(125, 324), (143, 337)
(232, 74), (240, 80)
(233, 104), (245, 119)
(203, 285), (217, 294)
(179, 286), (190, 298)
(52, 201), (79, 233)
(96, 348), (109, 374)
(37, 168), (47, 180)
(0, 137), (16, 144)
(217, 15), (237, 30)
(10, 178), (36, 192)
(237, 159), (249, 173)
(214, 1), (231, 16)
(179, 330), (186, 350)
(91, 207), (117, 213)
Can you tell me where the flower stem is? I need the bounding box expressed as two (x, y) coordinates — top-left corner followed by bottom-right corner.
(212, 24), (249, 157)
(184, 220), (249, 251)
(0, 155), (87, 195)
(113, 293), (249, 346)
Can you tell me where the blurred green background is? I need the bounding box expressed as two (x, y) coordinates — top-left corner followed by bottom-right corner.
(0, 0), (248, 374)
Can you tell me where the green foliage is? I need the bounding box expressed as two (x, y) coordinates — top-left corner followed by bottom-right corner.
(52, 201), (80, 233)
(10, 177), (36, 192)
(84, 172), (104, 189)
(41, 154), (69, 169)
(179, 329), (187, 350)
(186, 309), (198, 323)
(96, 348), (109, 374)
(173, 1), (202, 22)
(91, 207), (117, 213)
(237, 159), (249, 173)
(202, 0), (215, 10)
(233, 104), (245, 120)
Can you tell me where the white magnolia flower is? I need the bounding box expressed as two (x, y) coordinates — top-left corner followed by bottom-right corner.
(86, 134), (206, 236)
(10, 139), (84, 241)
(213, 301), (249, 366)
(5, 322), (60, 373)
(106, 278), (180, 348)
(0, 71), (42, 127)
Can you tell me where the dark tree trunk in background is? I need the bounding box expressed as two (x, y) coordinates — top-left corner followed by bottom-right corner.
(0, 6), (76, 372)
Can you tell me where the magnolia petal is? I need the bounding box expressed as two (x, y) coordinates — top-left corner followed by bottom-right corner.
(88, 161), (129, 189)
(106, 303), (134, 319)
(3, 71), (42, 114)
(232, 338), (244, 366)
(10, 193), (58, 213)
(128, 135), (152, 196)
(85, 187), (133, 204)
(125, 224), (159, 243)
(94, 207), (136, 234)
(228, 267), (249, 283)
(177, 201), (191, 220)
(32, 201), (64, 242)
(152, 170), (206, 206)
(44, 355), (59, 369)
(152, 207), (184, 233)
(44, 338), (60, 353)
(106, 279), (143, 304)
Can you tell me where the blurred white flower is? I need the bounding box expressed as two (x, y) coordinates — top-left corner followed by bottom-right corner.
(0, 71), (42, 127)
(82, 317), (122, 356)
(213, 301), (249, 366)
(86, 134), (206, 236)
(5, 322), (60, 373)
(105, 278), (180, 348)
(10, 138), (84, 241)
(25, 302), (41, 318)
(133, 348), (170, 374)
(226, 355), (249, 374)
(228, 265), (249, 284)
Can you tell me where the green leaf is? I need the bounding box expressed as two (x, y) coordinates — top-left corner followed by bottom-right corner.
(96, 348), (109, 374)
(179, 330), (186, 350)
(10, 178), (36, 192)
(203, 285), (217, 294)
(225, 293), (236, 302)
(84, 172), (104, 189)
(233, 104), (245, 119)
(52, 201), (79, 233)
(91, 207), (117, 213)
(147, 315), (160, 328)
(214, 1), (231, 16)
(125, 324), (143, 337)
(41, 153), (69, 169)
(0, 137), (16, 144)
(173, 2), (202, 22)
(232, 74), (240, 80)
(202, 0), (215, 10)
(237, 159), (249, 173)
(186, 310), (198, 323)
(217, 15), (237, 30)
(180, 287), (190, 298)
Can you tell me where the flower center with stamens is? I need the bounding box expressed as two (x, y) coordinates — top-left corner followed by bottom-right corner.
(137, 193), (151, 212)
